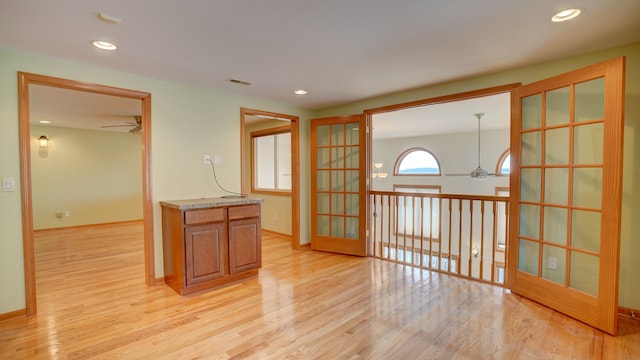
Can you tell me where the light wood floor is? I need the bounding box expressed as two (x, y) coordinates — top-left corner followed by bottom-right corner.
(1, 221), (639, 359)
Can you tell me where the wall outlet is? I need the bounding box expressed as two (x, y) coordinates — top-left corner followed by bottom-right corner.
(548, 256), (558, 270)
(273, 213), (278, 221)
(64, 210), (71, 217)
(203, 154), (211, 164)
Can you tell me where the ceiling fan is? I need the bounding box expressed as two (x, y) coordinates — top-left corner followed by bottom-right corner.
(445, 113), (496, 179)
(100, 115), (142, 134)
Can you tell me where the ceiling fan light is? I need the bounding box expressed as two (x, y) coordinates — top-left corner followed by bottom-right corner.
(470, 167), (488, 179)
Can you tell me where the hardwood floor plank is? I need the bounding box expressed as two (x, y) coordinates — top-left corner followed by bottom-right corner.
(0, 222), (638, 359)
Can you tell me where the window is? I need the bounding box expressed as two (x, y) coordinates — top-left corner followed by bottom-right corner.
(394, 185), (441, 240)
(497, 149), (510, 175)
(394, 148), (441, 175)
(251, 126), (291, 193)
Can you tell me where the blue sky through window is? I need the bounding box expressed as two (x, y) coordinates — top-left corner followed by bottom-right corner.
(398, 150), (440, 174)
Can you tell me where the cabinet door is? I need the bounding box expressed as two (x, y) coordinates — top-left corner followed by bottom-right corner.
(184, 223), (226, 286)
(228, 218), (261, 274)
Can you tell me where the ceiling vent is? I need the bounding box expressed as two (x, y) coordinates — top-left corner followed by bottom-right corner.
(227, 78), (251, 86)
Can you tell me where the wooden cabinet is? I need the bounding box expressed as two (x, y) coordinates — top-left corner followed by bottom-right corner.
(161, 200), (262, 295)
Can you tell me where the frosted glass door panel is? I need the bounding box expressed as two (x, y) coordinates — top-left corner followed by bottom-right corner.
(346, 123), (359, 144)
(317, 215), (330, 236)
(317, 125), (329, 146)
(317, 171), (329, 191)
(575, 78), (605, 122)
(331, 147), (344, 168)
(519, 204), (540, 239)
(317, 148), (330, 168)
(346, 146), (359, 168)
(331, 124), (344, 145)
(346, 194), (359, 216)
(518, 239), (539, 275)
(542, 245), (566, 285)
(545, 127), (570, 165)
(522, 94), (542, 130)
(546, 86), (570, 126)
(570, 251), (599, 297)
(317, 193), (330, 213)
(331, 194), (345, 215)
(521, 131), (542, 166)
(520, 168), (541, 202)
(544, 168), (569, 205)
(571, 210), (601, 253)
(331, 170), (344, 191)
(573, 168), (603, 209)
(574, 123), (604, 164)
(543, 206), (568, 246)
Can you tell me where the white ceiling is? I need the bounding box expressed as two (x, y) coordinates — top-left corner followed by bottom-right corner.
(29, 84), (141, 132)
(2, 0), (639, 111)
(372, 92), (511, 139)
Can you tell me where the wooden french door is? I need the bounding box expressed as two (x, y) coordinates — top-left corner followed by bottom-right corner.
(310, 115), (367, 256)
(507, 57), (625, 335)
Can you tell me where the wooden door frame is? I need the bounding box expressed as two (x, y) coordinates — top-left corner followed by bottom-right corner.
(240, 108), (301, 249)
(18, 72), (154, 316)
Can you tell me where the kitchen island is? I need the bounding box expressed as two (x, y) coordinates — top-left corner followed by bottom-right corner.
(160, 197), (263, 295)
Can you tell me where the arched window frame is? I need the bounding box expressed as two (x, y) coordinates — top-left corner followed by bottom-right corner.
(496, 148), (511, 176)
(393, 147), (441, 176)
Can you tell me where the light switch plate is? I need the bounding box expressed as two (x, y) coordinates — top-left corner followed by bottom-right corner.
(2, 178), (16, 192)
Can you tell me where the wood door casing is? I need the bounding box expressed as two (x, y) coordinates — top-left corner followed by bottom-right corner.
(507, 57), (625, 335)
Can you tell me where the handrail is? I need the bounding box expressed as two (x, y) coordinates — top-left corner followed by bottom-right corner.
(370, 190), (509, 285)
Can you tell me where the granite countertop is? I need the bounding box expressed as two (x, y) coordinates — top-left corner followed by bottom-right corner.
(160, 196), (263, 210)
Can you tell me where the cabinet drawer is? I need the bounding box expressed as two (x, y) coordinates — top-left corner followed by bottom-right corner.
(228, 204), (260, 220)
(185, 208), (225, 225)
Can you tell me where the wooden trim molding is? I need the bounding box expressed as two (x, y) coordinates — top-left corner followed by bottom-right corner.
(33, 219), (144, 233)
(618, 306), (640, 320)
(261, 229), (292, 238)
(18, 72), (154, 316)
(240, 108), (300, 250)
(0, 309), (26, 323)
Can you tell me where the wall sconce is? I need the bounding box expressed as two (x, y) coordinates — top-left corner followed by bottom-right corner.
(38, 135), (50, 149)
(372, 162), (388, 180)
(472, 246), (479, 258)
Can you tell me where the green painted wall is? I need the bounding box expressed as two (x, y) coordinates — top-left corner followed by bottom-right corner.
(30, 125), (143, 229)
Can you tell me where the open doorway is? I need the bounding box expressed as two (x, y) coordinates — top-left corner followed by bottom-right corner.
(18, 72), (153, 316)
(240, 108), (300, 249)
(364, 84), (516, 284)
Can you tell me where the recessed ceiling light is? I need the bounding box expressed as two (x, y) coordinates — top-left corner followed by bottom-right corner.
(39, 120), (51, 124)
(551, 9), (581, 22)
(92, 40), (118, 51)
(294, 89), (308, 95)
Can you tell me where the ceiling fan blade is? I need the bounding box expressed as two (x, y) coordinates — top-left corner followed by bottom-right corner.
(100, 124), (134, 128)
(443, 173), (471, 176)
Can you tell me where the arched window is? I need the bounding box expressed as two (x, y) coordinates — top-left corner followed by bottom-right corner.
(497, 149), (510, 175)
(394, 148), (441, 175)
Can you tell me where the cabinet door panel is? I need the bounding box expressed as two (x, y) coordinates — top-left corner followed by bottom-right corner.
(185, 223), (226, 285)
(229, 218), (261, 274)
